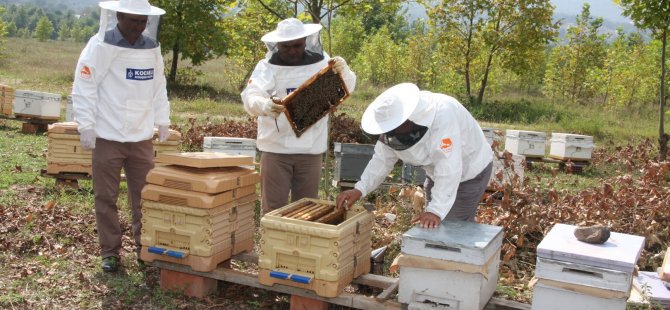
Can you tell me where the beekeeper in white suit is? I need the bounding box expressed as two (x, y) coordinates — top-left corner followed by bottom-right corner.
(241, 18), (356, 213)
(336, 83), (493, 228)
(71, 0), (170, 272)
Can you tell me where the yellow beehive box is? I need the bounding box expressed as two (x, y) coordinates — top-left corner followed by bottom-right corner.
(141, 194), (256, 257)
(258, 198), (373, 297)
(141, 183), (256, 209)
(146, 165), (259, 194)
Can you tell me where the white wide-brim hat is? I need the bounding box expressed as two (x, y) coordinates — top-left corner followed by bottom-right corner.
(99, 0), (165, 15)
(361, 83), (420, 135)
(261, 18), (322, 43)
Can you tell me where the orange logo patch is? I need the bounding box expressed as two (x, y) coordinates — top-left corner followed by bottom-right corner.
(80, 65), (92, 80)
(440, 138), (453, 153)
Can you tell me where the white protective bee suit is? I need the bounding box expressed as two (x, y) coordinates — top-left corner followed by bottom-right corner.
(355, 83), (493, 221)
(71, 0), (169, 265)
(241, 18), (356, 212)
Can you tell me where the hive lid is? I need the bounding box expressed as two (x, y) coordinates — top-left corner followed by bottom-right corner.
(48, 122), (79, 135)
(155, 152), (254, 168)
(550, 132), (594, 143)
(505, 129), (546, 139)
(401, 220), (503, 265)
(537, 223), (645, 272)
(633, 271), (670, 304)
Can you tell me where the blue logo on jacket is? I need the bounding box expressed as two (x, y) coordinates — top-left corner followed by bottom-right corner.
(126, 68), (154, 81)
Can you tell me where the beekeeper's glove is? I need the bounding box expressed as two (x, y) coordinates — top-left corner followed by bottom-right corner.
(331, 56), (349, 74)
(158, 125), (170, 142)
(259, 97), (285, 118)
(79, 129), (96, 150)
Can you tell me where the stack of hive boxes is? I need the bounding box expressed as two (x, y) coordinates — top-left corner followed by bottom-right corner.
(258, 198), (373, 297)
(532, 223), (645, 310)
(0, 84), (14, 117)
(397, 220), (503, 309)
(45, 122), (181, 175)
(47, 122), (93, 174)
(140, 152), (260, 272)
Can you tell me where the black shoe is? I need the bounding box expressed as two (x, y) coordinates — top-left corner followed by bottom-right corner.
(101, 256), (119, 272)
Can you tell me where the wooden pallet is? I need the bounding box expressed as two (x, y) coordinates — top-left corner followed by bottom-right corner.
(150, 253), (530, 310)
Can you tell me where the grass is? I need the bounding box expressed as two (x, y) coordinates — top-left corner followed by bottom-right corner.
(0, 37), (668, 308)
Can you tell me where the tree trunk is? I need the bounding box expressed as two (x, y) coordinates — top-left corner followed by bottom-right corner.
(477, 46), (496, 105)
(659, 28), (668, 161)
(169, 41), (179, 84)
(464, 15), (474, 102)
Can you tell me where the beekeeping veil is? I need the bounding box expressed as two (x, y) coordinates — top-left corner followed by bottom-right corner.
(261, 18), (323, 58)
(97, 0), (165, 43)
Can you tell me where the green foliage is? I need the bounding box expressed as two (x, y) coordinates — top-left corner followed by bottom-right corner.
(353, 26), (407, 87)
(323, 14), (366, 62)
(57, 21), (69, 41)
(153, 0), (236, 83)
(543, 4), (609, 103)
(424, 0), (557, 104)
(467, 97), (564, 125)
(33, 15), (53, 42)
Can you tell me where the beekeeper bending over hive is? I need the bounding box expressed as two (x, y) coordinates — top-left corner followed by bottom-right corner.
(241, 18), (356, 213)
(336, 83), (493, 228)
(71, 0), (171, 272)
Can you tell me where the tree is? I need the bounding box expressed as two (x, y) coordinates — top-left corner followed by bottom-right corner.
(424, 0), (557, 104)
(0, 6), (6, 57)
(152, 0), (236, 84)
(616, 0), (670, 160)
(33, 15), (53, 42)
(57, 21), (69, 41)
(543, 4), (607, 103)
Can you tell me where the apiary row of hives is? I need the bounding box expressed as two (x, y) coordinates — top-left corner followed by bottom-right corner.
(0, 84), (14, 117)
(45, 122), (181, 175)
(139, 152), (260, 272)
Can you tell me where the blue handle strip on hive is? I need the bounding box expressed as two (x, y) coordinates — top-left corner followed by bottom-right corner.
(147, 246), (187, 259)
(269, 271), (312, 284)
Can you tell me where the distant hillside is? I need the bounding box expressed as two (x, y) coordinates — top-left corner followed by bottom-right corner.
(0, 0), (98, 12)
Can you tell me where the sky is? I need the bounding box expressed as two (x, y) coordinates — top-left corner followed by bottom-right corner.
(551, 0), (631, 24)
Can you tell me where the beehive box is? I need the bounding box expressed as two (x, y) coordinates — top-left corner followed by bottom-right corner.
(488, 153), (525, 188)
(398, 221), (503, 310)
(13, 89), (61, 120)
(203, 137), (256, 169)
(141, 183), (256, 209)
(402, 162), (427, 185)
(65, 95), (73, 122)
(531, 223), (645, 310)
(146, 165), (259, 194)
(45, 123), (181, 174)
(280, 62), (350, 137)
(481, 128), (500, 146)
(333, 142), (375, 183)
(151, 128), (181, 157)
(1, 84), (15, 117)
(46, 122), (92, 174)
(258, 198), (373, 297)
(549, 133), (594, 161)
(505, 130), (546, 158)
(140, 194), (256, 257)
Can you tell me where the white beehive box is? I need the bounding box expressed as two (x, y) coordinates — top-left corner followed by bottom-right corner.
(531, 223), (645, 310)
(532, 282), (628, 310)
(549, 133), (594, 161)
(505, 130), (546, 158)
(398, 221), (503, 310)
(481, 128), (500, 146)
(203, 137), (256, 169)
(65, 95), (74, 122)
(488, 153), (525, 188)
(13, 90), (61, 119)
